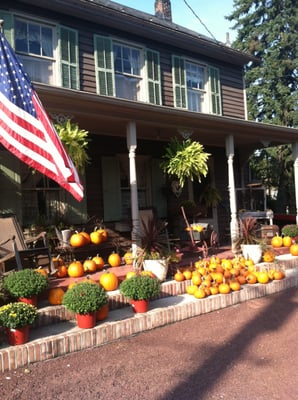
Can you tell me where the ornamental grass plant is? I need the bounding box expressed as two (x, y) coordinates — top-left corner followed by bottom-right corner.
(0, 302), (38, 328)
(62, 281), (108, 315)
(4, 269), (49, 298)
(119, 275), (161, 301)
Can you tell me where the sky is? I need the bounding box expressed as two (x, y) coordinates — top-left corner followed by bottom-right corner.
(113, 0), (236, 43)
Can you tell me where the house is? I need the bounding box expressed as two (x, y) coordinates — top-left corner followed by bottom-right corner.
(1, 0), (298, 247)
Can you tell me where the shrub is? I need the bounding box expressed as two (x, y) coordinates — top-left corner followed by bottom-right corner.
(119, 275), (161, 301)
(4, 269), (49, 298)
(281, 224), (298, 238)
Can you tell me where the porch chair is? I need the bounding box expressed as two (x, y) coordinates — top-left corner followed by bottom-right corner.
(0, 215), (55, 273)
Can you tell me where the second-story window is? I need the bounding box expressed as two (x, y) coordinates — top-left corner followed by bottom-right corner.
(15, 18), (55, 85)
(113, 43), (141, 101)
(94, 35), (161, 104)
(172, 55), (222, 115)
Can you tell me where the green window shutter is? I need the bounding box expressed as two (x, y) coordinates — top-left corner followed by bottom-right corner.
(146, 49), (162, 105)
(0, 11), (14, 46)
(208, 66), (222, 115)
(59, 26), (79, 90)
(94, 35), (114, 96)
(172, 55), (187, 109)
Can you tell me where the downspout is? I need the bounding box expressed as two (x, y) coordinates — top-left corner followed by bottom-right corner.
(225, 135), (239, 252)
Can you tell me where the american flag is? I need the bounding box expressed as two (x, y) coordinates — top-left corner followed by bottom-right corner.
(0, 31), (84, 201)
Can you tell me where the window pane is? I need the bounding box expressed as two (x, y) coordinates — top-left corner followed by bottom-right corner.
(15, 20), (27, 52)
(28, 23), (41, 55)
(41, 27), (53, 57)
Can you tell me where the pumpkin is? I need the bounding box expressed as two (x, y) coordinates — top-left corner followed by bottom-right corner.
(257, 271), (270, 284)
(271, 235), (283, 248)
(174, 270), (185, 282)
(70, 232), (86, 248)
(34, 267), (48, 277)
(68, 260), (84, 278)
(193, 287), (206, 299)
(218, 282), (231, 294)
(108, 252), (121, 267)
(90, 231), (104, 245)
(263, 250), (275, 263)
(126, 271), (137, 279)
(246, 273), (257, 284)
(99, 271), (119, 291)
(80, 231), (91, 245)
(83, 258), (97, 273)
(282, 236), (292, 247)
(48, 288), (65, 305)
(290, 243), (298, 256)
(52, 256), (64, 268)
(123, 251), (134, 265)
(56, 265), (68, 278)
(92, 254), (105, 270)
(96, 303), (109, 321)
(229, 280), (241, 291)
(191, 273), (202, 286)
(182, 270), (192, 280)
(97, 228), (108, 242)
(273, 270), (285, 280)
(186, 285), (197, 295)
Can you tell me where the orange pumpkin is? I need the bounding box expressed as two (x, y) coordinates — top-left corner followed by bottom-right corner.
(271, 235), (283, 248)
(48, 288), (65, 305)
(257, 271), (270, 284)
(193, 287), (206, 299)
(282, 236), (292, 247)
(174, 270), (185, 282)
(80, 231), (91, 245)
(34, 267), (48, 277)
(68, 260), (84, 277)
(92, 254), (105, 270)
(263, 250), (275, 263)
(218, 282), (231, 294)
(83, 258), (97, 273)
(290, 243), (298, 256)
(99, 271), (119, 291)
(90, 231), (104, 245)
(97, 228), (108, 242)
(182, 270), (192, 280)
(123, 251), (134, 265)
(108, 252), (121, 267)
(70, 232), (86, 248)
(56, 265), (68, 278)
(273, 270), (285, 280)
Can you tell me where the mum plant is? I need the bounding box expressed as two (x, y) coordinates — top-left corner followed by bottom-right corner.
(4, 269), (49, 298)
(119, 275), (161, 301)
(62, 282), (108, 315)
(281, 224), (298, 238)
(0, 302), (38, 329)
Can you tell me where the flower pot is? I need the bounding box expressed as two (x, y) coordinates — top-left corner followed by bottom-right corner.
(143, 259), (168, 281)
(96, 304), (109, 321)
(6, 325), (30, 346)
(130, 299), (149, 313)
(18, 295), (38, 307)
(76, 312), (96, 329)
(241, 244), (263, 264)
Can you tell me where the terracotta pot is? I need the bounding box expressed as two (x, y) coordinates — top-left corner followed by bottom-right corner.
(6, 325), (30, 346)
(76, 312), (96, 329)
(96, 304), (109, 321)
(18, 295), (38, 307)
(130, 299), (149, 313)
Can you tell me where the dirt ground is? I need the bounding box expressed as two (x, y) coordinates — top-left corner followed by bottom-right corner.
(0, 287), (297, 400)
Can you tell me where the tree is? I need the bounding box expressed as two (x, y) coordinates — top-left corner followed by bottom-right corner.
(227, 0), (297, 127)
(227, 1), (297, 213)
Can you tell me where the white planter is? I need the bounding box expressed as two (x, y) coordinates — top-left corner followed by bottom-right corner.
(143, 259), (169, 281)
(241, 244), (262, 264)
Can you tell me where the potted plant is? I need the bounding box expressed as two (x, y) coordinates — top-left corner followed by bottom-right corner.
(119, 274), (161, 313)
(136, 216), (179, 281)
(0, 302), (38, 345)
(62, 281), (108, 328)
(4, 269), (49, 306)
(236, 217), (263, 263)
(281, 224), (298, 239)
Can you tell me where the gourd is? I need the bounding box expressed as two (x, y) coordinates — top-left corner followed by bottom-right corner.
(48, 288), (65, 305)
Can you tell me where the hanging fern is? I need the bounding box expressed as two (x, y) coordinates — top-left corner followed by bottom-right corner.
(54, 119), (90, 174)
(161, 137), (210, 187)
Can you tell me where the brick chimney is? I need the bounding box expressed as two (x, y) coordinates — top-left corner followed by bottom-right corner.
(155, 0), (172, 22)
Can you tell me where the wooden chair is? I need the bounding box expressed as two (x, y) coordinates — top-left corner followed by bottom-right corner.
(0, 215), (55, 273)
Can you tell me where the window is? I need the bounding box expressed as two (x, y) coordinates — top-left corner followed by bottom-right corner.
(0, 11), (79, 89)
(172, 55), (221, 114)
(94, 35), (161, 104)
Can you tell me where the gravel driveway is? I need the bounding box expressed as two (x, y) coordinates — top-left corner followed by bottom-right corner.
(0, 287), (297, 400)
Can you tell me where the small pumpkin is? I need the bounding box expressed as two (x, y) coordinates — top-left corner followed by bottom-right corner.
(34, 267), (48, 277)
(70, 232), (86, 248)
(56, 265), (68, 278)
(108, 252), (121, 267)
(92, 254), (105, 270)
(282, 236), (292, 247)
(123, 251), (134, 265)
(263, 250), (275, 263)
(96, 303), (109, 321)
(48, 288), (65, 305)
(68, 260), (84, 278)
(271, 235), (283, 248)
(97, 227), (108, 242)
(99, 271), (119, 291)
(80, 231), (91, 245)
(174, 270), (185, 282)
(90, 230), (104, 245)
(290, 243), (298, 256)
(218, 282), (231, 294)
(83, 258), (97, 273)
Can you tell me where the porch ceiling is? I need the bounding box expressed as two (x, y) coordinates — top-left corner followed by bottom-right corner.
(37, 84), (298, 151)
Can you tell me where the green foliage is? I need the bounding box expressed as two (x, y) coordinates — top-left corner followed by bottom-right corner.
(119, 275), (161, 301)
(161, 138), (210, 188)
(0, 302), (38, 328)
(227, 0), (297, 127)
(0, 275), (12, 306)
(62, 282), (108, 314)
(236, 217), (261, 246)
(54, 119), (90, 173)
(4, 269), (49, 298)
(281, 224), (298, 238)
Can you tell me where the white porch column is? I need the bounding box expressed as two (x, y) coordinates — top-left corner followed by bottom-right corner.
(292, 143), (298, 225)
(126, 121), (140, 253)
(225, 135), (239, 252)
